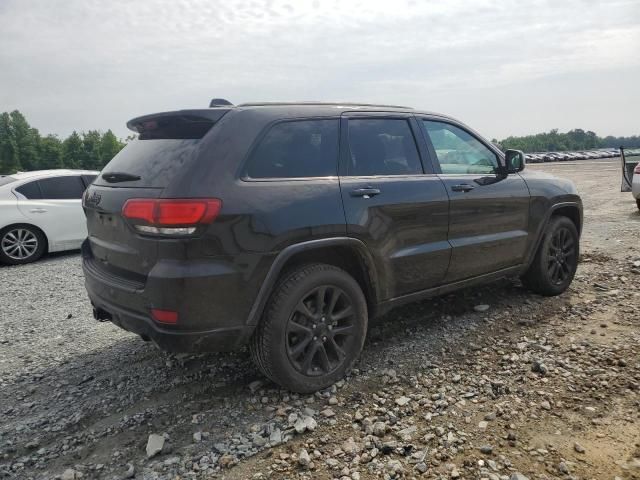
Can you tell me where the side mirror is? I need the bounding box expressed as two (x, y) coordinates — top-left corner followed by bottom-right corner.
(505, 149), (525, 173)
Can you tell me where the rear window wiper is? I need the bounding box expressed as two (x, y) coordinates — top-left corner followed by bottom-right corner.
(102, 172), (141, 183)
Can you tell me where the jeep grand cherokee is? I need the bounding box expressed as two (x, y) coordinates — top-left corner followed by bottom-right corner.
(82, 101), (582, 392)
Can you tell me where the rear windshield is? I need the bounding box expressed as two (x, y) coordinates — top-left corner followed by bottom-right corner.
(94, 139), (200, 188)
(0, 176), (17, 187)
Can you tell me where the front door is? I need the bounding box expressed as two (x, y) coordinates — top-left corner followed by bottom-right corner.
(419, 118), (531, 283)
(339, 115), (451, 299)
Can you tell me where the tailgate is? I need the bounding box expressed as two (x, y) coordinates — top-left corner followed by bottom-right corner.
(84, 185), (162, 278)
(83, 108), (229, 279)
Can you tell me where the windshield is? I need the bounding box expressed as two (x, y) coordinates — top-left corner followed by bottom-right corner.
(0, 176), (17, 187)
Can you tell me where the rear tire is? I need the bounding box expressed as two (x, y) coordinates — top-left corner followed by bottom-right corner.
(521, 216), (579, 296)
(0, 225), (46, 265)
(636, 198), (640, 211)
(250, 263), (368, 393)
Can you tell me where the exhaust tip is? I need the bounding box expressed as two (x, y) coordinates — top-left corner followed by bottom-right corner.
(92, 307), (112, 322)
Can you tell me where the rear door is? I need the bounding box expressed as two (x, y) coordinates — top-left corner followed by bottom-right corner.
(16, 176), (87, 250)
(339, 113), (450, 299)
(419, 117), (530, 282)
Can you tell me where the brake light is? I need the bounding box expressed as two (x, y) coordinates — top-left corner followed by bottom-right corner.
(151, 308), (178, 324)
(122, 198), (222, 235)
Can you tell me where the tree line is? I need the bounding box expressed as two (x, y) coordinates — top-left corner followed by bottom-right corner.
(0, 110), (127, 174)
(2, 110), (639, 174)
(494, 128), (640, 153)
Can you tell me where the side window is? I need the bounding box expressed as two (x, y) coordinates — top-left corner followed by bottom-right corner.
(37, 176), (85, 199)
(246, 119), (339, 178)
(347, 119), (422, 176)
(15, 181), (42, 200)
(422, 120), (499, 175)
(82, 175), (97, 187)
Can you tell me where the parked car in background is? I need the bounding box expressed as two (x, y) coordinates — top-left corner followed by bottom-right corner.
(633, 166), (640, 210)
(82, 100), (583, 392)
(0, 170), (98, 264)
(620, 147), (640, 210)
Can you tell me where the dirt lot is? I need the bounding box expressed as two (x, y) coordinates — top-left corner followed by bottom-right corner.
(1, 158), (638, 480)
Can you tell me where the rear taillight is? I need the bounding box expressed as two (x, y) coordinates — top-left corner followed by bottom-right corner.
(122, 198), (222, 235)
(151, 308), (178, 324)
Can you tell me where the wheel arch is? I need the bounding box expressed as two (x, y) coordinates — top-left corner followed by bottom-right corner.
(550, 204), (582, 234)
(247, 238), (380, 325)
(523, 201), (582, 270)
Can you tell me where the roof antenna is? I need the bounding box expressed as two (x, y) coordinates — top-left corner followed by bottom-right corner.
(209, 98), (233, 107)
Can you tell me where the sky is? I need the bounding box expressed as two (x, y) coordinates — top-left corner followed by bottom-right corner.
(1, 0), (639, 140)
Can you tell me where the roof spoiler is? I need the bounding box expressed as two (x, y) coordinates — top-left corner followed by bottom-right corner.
(209, 98), (233, 107)
(126, 109), (230, 138)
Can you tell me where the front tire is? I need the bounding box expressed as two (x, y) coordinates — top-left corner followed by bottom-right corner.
(250, 263), (368, 393)
(521, 216), (579, 296)
(0, 225), (46, 265)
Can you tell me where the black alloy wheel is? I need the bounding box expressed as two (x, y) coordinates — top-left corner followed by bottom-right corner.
(521, 216), (579, 296)
(547, 226), (577, 286)
(285, 285), (356, 377)
(250, 263), (368, 393)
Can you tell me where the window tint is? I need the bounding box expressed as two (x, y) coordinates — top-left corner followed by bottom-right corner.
(246, 120), (339, 178)
(422, 120), (498, 175)
(15, 181), (42, 199)
(82, 174), (97, 187)
(96, 140), (200, 188)
(347, 119), (422, 176)
(38, 176), (85, 199)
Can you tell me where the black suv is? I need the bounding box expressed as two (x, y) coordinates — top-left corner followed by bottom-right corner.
(82, 101), (582, 392)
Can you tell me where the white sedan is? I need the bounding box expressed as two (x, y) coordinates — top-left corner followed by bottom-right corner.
(0, 169), (98, 265)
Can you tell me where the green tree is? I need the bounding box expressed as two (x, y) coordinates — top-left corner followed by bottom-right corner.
(80, 130), (102, 169)
(9, 110), (41, 171)
(99, 130), (124, 167)
(39, 135), (64, 169)
(62, 131), (83, 168)
(0, 112), (21, 174)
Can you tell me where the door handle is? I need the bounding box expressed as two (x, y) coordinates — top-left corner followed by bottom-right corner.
(350, 187), (381, 198)
(451, 184), (475, 192)
(29, 208), (47, 213)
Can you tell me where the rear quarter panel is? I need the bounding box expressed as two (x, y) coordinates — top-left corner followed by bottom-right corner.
(159, 109), (347, 324)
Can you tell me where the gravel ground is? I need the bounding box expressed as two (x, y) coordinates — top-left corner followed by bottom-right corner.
(1, 158), (638, 480)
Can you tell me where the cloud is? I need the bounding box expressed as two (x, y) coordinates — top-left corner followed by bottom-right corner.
(1, 0), (639, 139)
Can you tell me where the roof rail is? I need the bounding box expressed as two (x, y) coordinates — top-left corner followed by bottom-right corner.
(237, 101), (413, 109)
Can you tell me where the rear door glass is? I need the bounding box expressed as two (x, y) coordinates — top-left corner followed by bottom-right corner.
(246, 119), (339, 178)
(38, 176), (85, 199)
(346, 119), (422, 176)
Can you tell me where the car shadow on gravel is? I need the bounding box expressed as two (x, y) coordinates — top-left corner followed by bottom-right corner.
(0, 249), (80, 268)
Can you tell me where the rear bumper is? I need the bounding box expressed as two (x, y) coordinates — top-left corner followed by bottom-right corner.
(89, 299), (253, 352)
(81, 240), (257, 352)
